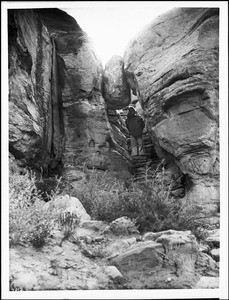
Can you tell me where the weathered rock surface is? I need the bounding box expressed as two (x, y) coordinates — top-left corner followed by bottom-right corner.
(195, 252), (219, 277)
(37, 9), (112, 176)
(9, 201), (218, 291)
(194, 276), (219, 289)
(204, 228), (220, 247)
(8, 8), (132, 183)
(124, 8), (219, 218)
(8, 9), (58, 174)
(105, 216), (139, 236)
(210, 248), (220, 262)
(106, 109), (133, 180)
(51, 195), (91, 224)
(8, 7), (221, 292)
(10, 241), (110, 290)
(105, 266), (126, 284)
(109, 230), (200, 289)
(102, 55), (131, 110)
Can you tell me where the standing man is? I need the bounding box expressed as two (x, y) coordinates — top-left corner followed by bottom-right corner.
(125, 107), (145, 156)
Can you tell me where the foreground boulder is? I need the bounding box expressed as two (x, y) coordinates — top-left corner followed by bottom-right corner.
(109, 230), (199, 289)
(52, 195), (91, 224)
(194, 276), (219, 289)
(124, 8), (219, 220)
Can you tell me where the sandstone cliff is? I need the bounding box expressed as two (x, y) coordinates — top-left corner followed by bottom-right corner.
(8, 9), (132, 182)
(8, 7), (221, 292)
(124, 8), (219, 220)
(9, 7), (220, 220)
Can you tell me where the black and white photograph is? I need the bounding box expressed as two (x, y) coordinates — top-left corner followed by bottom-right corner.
(1, 1), (228, 299)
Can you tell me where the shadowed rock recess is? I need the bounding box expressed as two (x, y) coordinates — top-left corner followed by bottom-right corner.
(9, 7), (219, 290)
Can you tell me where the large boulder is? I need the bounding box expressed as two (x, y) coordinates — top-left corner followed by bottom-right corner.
(194, 276), (219, 289)
(195, 252), (219, 277)
(109, 230), (199, 289)
(102, 55), (131, 110)
(52, 195), (91, 224)
(124, 8), (219, 218)
(9, 241), (110, 290)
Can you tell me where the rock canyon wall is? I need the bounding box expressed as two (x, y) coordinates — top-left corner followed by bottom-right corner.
(124, 8), (219, 219)
(8, 9), (132, 183)
(9, 8), (219, 219)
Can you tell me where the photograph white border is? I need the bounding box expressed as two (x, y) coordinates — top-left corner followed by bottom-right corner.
(1, 1), (228, 299)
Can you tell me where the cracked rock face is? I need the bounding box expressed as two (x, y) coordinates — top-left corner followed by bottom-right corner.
(110, 230), (199, 289)
(124, 8), (219, 216)
(8, 9), (132, 180)
(36, 9), (110, 174)
(8, 9), (55, 172)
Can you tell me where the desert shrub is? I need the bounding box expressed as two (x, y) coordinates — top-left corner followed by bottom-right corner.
(78, 167), (179, 232)
(34, 170), (63, 202)
(58, 211), (80, 240)
(9, 171), (60, 247)
(172, 203), (212, 241)
(78, 166), (211, 237)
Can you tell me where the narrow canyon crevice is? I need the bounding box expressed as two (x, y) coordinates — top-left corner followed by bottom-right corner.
(8, 6), (219, 217)
(7, 7), (220, 292)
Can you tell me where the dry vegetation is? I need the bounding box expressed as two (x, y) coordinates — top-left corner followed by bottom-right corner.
(9, 162), (210, 248)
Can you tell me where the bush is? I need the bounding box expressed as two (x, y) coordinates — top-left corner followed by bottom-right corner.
(77, 167), (173, 232)
(58, 211), (80, 240)
(77, 167), (210, 236)
(9, 171), (61, 248)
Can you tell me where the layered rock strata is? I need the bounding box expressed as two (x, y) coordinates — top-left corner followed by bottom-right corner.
(124, 8), (219, 219)
(8, 9), (132, 181)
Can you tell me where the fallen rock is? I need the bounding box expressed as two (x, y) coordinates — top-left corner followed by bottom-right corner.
(142, 231), (159, 241)
(110, 230), (199, 289)
(110, 240), (164, 273)
(81, 220), (107, 232)
(108, 217), (139, 236)
(204, 229), (220, 247)
(199, 242), (210, 253)
(105, 238), (136, 258)
(195, 252), (219, 277)
(102, 55), (131, 110)
(194, 276), (219, 289)
(155, 229), (198, 247)
(106, 266), (126, 284)
(52, 195), (91, 224)
(143, 229), (198, 247)
(210, 248), (220, 262)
